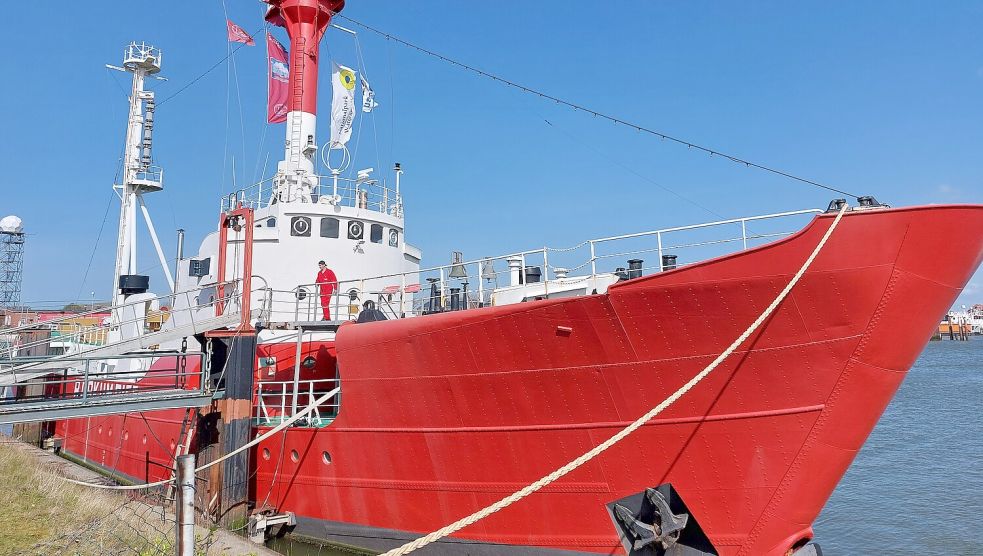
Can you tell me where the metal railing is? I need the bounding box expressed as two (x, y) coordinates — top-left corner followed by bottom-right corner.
(254, 378), (340, 428)
(258, 208), (823, 322)
(0, 351), (205, 408)
(221, 174), (401, 217)
(0, 279), (249, 361)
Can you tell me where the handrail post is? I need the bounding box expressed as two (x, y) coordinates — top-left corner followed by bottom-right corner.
(542, 248), (550, 298)
(291, 327), (303, 418)
(439, 268), (446, 311)
(657, 232), (664, 272)
(82, 359), (90, 403)
(293, 288), (300, 322)
(589, 241), (596, 280)
(401, 273), (407, 317)
(741, 219), (748, 249)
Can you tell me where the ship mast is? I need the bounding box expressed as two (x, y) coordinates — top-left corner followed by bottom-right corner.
(108, 43), (172, 316)
(264, 0), (346, 202)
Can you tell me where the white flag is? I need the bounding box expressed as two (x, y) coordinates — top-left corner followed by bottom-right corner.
(330, 62), (357, 149)
(360, 74), (379, 113)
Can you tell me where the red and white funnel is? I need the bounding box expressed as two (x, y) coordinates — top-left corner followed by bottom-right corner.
(265, 0), (345, 198)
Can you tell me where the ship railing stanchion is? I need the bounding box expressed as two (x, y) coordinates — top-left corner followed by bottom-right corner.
(291, 326), (303, 418)
(741, 219), (748, 250)
(589, 240), (597, 282)
(81, 359), (90, 404)
(543, 247), (550, 298)
(657, 232), (664, 271)
(401, 272), (407, 317)
(438, 268), (446, 312)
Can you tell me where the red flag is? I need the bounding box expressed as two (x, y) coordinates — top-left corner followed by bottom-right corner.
(267, 33), (289, 124)
(227, 20), (255, 46)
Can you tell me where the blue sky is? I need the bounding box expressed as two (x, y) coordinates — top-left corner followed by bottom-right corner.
(1, 1), (980, 309)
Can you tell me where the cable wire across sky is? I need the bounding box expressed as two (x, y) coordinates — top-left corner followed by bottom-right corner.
(335, 14), (861, 200)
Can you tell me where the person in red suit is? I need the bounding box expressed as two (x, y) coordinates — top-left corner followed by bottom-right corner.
(315, 260), (338, 320)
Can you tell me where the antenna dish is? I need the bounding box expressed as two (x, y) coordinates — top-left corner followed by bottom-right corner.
(0, 215), (23, 234)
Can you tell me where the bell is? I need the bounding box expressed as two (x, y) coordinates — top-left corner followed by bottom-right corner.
(448, 251), (468, 279)
(480, 258), (496, 281)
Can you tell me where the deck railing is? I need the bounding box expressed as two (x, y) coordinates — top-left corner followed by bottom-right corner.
(256, 208), (823, 323)
(0, 279), (253, 360)
(221, 175), (400, 217)
(254, 378), (340, 428)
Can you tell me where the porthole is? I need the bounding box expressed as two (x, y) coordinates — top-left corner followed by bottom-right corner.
(322, 451), (332, 465)
(262, 448), (271, 460)
(347, 220), (364, 240)
(123, 430), (129, 441)
(107, 427), (113, 438)
(98, 426), (103, 435)
(291, 216), (312, 237)
(290, 450), (300, 463)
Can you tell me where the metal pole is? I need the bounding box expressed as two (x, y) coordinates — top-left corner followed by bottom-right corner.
(741, 220), (748, 250)
(657, 232), (664, 271)
(82, 360), (90, 404)
(175, 453), (195, 556)
(291, 327), (303, 417)
(137, 195), (175, 292)
(589, 241), (596, 279)
(174, 229), (185, 294)
(439, 268), (446, 311)
(542, 248), (549, 298)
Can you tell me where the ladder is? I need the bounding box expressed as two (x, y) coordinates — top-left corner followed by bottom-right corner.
(288, 36), (307, 164)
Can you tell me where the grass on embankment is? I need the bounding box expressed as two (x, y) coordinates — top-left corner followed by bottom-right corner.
(0, 442), (168, 556)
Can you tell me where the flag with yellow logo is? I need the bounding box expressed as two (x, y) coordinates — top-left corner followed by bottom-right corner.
(330, 62), (357, 148)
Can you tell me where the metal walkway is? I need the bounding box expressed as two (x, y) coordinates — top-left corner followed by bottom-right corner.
(0, 280), (259, 423)
(0, 388), (213, 425)
(0, 312), (240, 385)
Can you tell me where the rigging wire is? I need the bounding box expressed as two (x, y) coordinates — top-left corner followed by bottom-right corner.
(222, 0), (249, 192)
(540, 118), (728, 222)
(352, 30), (384, 182)
(157, 26), (264, 108)
(335, 14), (860, 200)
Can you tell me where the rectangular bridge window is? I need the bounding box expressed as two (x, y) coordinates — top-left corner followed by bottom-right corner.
(370, 223), (383, 244)
(320, 217), (340, 238)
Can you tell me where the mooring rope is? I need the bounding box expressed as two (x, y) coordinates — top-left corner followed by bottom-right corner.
(58, 388), (339, 491)
(380, 204), (849, 556)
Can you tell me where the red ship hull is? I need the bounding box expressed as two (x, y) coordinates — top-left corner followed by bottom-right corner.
(56, 205), (983, 555)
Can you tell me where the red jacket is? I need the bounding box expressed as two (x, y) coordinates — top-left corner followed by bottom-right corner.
(316, 267), (337, 296)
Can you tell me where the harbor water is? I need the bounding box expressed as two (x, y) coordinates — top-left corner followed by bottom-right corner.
(271, 336), (982, 555)
(816, 336), (982, 554)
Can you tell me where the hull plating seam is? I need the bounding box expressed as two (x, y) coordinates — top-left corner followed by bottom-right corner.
(260, 404), (825, 434)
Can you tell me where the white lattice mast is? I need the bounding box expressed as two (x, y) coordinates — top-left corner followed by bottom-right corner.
(0, 216), (25, 312)
(108, 43), (174, 313)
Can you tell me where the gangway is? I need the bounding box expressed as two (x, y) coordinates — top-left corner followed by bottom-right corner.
(0, 279), (260, 385)
(0, 351), (212, 425)
(0, 278), (266, 423)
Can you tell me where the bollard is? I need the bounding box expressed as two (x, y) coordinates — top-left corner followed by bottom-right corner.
(176, 453), (195, 556)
